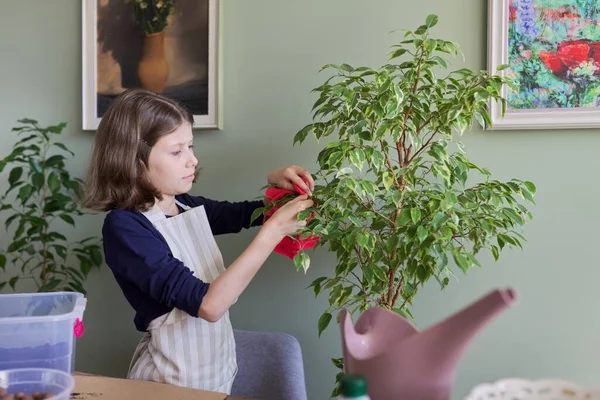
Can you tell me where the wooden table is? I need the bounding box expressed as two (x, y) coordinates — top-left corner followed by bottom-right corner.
(73, 373), (252, 400)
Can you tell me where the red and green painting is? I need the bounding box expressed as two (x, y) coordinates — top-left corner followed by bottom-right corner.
(508, 0), (600, 109)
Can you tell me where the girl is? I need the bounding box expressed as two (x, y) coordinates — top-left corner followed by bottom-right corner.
(83, 88), (314, 394)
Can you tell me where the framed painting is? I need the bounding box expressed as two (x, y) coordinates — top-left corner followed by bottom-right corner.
(488, 0), (600, 129)
(82, 0), (219, 130)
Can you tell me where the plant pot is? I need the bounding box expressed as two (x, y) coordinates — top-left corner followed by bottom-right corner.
(137, 31), (169, 94)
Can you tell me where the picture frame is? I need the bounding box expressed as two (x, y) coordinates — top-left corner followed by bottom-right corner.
(488, 0), (600, 130)
(82, 0), (219, 131)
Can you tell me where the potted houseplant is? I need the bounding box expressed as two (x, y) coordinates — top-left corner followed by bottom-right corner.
(288, 15), (536, 396)
(127, 0), (176, 93)
(0, 119), (103, 294)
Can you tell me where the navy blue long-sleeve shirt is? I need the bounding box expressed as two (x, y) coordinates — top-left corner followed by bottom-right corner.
(102, 193), (264, 332)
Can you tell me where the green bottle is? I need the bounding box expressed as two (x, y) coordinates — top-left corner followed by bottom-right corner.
(339, 373), (370, 400)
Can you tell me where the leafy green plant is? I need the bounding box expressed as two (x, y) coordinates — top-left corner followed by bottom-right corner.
(0, 119), (103, 294)
(289, 15), (536, 397)
(127, 0), (175, 35)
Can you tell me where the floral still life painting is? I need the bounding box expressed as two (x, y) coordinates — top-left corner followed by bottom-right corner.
(488, 0), (600, 129)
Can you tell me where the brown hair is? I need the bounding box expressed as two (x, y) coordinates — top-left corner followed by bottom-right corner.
(82, 88), (197, 212)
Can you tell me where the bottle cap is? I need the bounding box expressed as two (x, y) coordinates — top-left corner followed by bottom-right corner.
(340, 373), (368, 397)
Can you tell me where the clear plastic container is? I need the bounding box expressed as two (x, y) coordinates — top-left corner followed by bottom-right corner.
(0, 292), (86, 372)
(0, 368), (75, 400)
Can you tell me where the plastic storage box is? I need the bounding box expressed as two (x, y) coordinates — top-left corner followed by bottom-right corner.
(0, 368), (75, 400)
(0, 292), (86, 372)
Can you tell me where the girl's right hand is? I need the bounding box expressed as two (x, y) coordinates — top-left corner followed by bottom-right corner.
(262, 194), (314, 240)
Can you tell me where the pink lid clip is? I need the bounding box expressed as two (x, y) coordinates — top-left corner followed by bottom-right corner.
(74, 318), (85, 338)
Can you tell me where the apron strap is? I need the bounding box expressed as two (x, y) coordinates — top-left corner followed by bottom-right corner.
(141, 198), (192, 224)
(141, 202), (167, 224)
(175, 199), (192, 211)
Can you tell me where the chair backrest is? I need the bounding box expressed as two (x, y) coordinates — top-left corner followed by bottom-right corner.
(231, 329), (308, 400)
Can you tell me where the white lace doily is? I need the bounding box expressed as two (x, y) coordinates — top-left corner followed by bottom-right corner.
(465, 378), (600, 400)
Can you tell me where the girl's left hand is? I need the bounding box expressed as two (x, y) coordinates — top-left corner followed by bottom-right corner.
(267, 165), (315, 196)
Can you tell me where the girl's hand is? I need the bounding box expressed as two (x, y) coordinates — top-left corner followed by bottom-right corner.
(267, 165), (315, 196)
(261, 194), (314, 240)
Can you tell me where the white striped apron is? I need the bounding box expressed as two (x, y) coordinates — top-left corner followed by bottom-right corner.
(127, 200), (237, 394)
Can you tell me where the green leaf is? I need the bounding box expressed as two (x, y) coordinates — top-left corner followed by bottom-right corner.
(48, 231), (67, 241)
(356, 232), (369, 249)
(360, 181), (377, 200)
(308, 277), (327, 297)
(18, 185), (33, 204)
(52, 245), (67, 260)
(415, 25), (428, 35)
(29, 158), (42, 174)
(491, 245), (500, 261)
(331, 357), (344, 369)
(348, 215), (362, 227)
(382, 171), (394, 191)
(453, 250), (470, 273)
(503, 208), (524, 224)
(432, 212), (449, 230)
(59, 214), (75, 226)
(78, 256), (92, 275)
(250, 206), (265, 225)
(39, 278), (61, 292)
(521, 188), (535, 203)
(15, 134), (38, 146)
(89, 246), (103, 266)
(5, 214), (19, 229)
(340, 63), (354, 72)
(349, 149), (366, 171)
(417, 264), (430, 281)
(372, 266), (388, 283)
(44, 155), (65, 168)
(524, 181), (536, 195)
(297, 209), (313, 221)
(397, 208), (411, 225)
(7, 238), (27, 253)
(48, 172), (61, 193)
(385, 235), (400, 252)
(425, 14), (439, 28)
(373, 103), (384, 117)
(53, 142), (74, 155)
(0, 254), (5, 269)
(466, 253), (481, 267)
(293, 252), (310, 273)
(411, 208), (421, 223)
(318, 312), (333, 337)
(8, 167), (23, 185)
(417, 225), (428, 242)
(294, 124), (312, 145)
(90, 247), (103, 266)
(390, 48), (407, 59)
(8, 276), (20, 290)
(371, 150), (384, 171)
(31, 173), (44, 190)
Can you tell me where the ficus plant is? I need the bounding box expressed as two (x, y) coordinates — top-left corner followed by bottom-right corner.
(0, 119), (103, 294)
(288, 15), (536, 396)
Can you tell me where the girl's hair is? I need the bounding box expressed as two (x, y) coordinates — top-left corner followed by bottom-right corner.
(82, 88), (197, 212)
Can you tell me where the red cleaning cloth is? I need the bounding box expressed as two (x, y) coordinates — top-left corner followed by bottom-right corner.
(264, 182), (320, 260)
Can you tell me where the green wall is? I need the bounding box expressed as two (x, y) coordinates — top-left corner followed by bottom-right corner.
(1, 1), (599, 398)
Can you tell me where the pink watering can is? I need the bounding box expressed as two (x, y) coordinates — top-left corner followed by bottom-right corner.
(339, 288), (517, 400)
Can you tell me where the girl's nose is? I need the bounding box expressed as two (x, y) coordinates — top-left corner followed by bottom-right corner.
(188, 152), (198, 168)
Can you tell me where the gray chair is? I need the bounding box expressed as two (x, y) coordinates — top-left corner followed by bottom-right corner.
(231, 329), (308, 400)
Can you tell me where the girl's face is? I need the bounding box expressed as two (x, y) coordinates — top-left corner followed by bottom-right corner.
(146, 123), (198, 197)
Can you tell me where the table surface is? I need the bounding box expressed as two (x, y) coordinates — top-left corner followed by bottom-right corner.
(72, 373), (253, 400)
